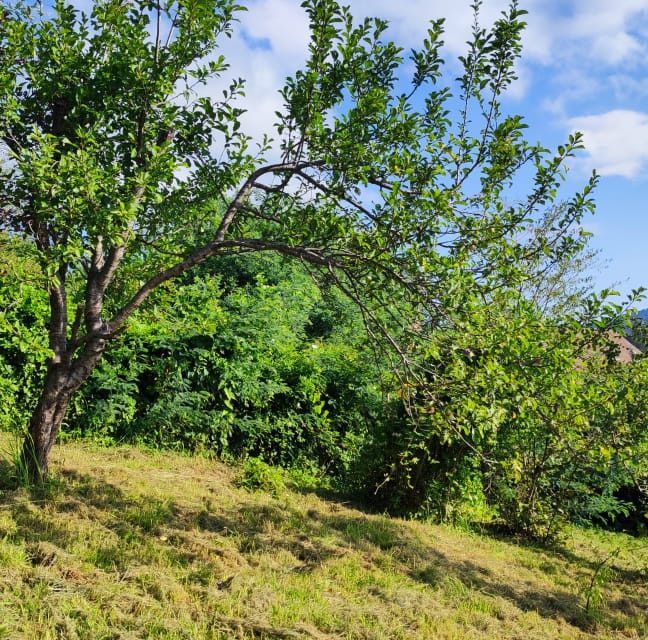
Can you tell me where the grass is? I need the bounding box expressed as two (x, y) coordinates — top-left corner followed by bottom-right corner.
(0, 434), (646, 639)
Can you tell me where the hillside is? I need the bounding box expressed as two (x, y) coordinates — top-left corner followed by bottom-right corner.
(0, 436), (646, 640)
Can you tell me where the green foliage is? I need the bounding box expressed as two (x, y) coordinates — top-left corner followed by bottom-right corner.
(236, 457), (286, 497)
(61, 252), (386, 470)
(1, 232), (646, 541)
(0, 235), (49, 431)
(0, 0), (598, 410)
(0, 0), (646, 544)
(357, 289), (648, 540)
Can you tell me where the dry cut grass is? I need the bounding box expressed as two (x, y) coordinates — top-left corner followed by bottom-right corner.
(0, 435), (646, 639)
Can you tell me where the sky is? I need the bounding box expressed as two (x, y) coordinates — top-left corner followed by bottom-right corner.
(201, 0), (648, 299)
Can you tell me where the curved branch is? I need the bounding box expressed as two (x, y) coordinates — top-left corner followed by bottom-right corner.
(107, 235), (336, 334)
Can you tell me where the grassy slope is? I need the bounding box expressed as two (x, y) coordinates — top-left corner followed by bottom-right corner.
(0, 436), (646, 640)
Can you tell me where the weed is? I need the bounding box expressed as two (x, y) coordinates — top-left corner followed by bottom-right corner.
(0, 433), (62, 498)
(0, 433), (32, 489)
(125, 498), (175, 533)
(235, 457), (286, 496)
(581, 547), (620, 620)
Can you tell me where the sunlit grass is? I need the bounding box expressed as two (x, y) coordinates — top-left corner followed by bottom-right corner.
(0, 433), (645, 639)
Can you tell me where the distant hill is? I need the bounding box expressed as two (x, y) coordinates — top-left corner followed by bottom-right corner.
(637, 309), (648, 323)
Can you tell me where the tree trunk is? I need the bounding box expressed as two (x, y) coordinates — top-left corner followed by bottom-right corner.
(22, 338), (106, 481)
(22, 363), (72, 480)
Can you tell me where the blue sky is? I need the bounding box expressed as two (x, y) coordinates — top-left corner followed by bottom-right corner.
(203, 0), (648, 299)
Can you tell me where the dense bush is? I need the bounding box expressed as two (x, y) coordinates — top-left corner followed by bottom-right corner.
(355, 295), (648, 539)
(64, 253), (389, 471)
(1, 237), (646, 540)
(0, 236), (49, 432)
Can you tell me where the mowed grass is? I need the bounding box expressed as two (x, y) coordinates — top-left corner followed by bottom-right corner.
(0, 435), (646, 639)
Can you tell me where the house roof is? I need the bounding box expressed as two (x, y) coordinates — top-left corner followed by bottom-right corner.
(609, 333), (643, 363)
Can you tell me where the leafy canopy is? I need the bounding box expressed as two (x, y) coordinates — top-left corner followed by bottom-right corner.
(0, 0), (596, 353)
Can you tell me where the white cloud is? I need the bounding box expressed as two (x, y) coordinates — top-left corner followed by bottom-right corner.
(241, 0), (310, 59)
(193, 2), (310, 150)
(567, 110), (648, 178)
(589, 32), (644, 65)
(348, 0), (506, 54)
(558, 0), (648, 66)
(570, 0), (648, 36)
(505, 61), (532, 100)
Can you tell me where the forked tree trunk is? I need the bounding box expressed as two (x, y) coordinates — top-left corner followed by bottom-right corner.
(19, 163), (323, 481)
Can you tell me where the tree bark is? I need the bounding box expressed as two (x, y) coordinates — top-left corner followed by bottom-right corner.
(21, 270), (71, 480)
(22, 337), (106, 481)
(23, 363), (72, 480)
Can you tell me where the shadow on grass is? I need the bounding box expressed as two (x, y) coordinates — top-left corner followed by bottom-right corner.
(481, 521), (648, 588)
(191, 501), (647, 633)
(0, 457), (16, 492)
(0, 458), (645, 635)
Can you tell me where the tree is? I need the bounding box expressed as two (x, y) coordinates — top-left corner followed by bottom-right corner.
(0, 0), (595, 479)
(350, 284), (646, 538)
(519, 204), (603, 315)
